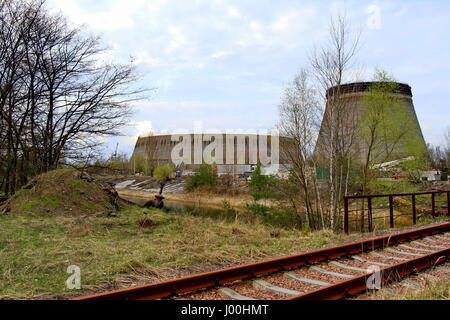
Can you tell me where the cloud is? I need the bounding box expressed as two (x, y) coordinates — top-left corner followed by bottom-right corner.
(165, 26), (187, 54)
(47, 0), (163, 31)
(44, 0), (450, 152)
(210, 51), (233, 59)
(227, 7), (240, 18)
(122, 120), (154, 146)
(271, 9), (317, 32)
(133, 51), (161, 66)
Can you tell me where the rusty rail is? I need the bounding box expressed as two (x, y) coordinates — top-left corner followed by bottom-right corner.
(291, 246), (450, 300)
(344, 190), (450, 234)
(75, 222), (450, 300)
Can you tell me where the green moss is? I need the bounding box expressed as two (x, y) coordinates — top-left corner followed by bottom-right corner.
(68, 180), (84, 189)
(19, 197), (62, 213)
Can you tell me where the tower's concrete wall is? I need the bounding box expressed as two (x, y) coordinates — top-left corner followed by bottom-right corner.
(315, 82), (426, 165)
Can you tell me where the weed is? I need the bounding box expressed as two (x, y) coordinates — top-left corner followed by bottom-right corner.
(0, 205), (352, 299)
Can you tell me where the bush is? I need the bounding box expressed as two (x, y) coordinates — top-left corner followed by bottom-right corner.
(249, 162), (280, 201)
(185, 164), (217, 191)
(153, 165), (173, 181)
(246, 203), (302, 229)
(129, 153), (151, 175)
(368, 179), (419, 194)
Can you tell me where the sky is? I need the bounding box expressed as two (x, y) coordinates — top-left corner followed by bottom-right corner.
(46, 0), (450, 157)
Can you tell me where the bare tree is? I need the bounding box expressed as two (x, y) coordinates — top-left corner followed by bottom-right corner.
(310, 13), (362, 230)
(0, 0), (146, 194)
(428, 128), (450, 171)
(278, 69), (324, 229)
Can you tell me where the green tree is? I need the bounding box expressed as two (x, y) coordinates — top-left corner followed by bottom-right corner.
(108, 153), (129, 174)
(359, 70), (427, 192)
(249, 162), (279, 201)
(185, 164), (217, 191)
(130, 154), (151, 175)
(153, 165), (174, 194)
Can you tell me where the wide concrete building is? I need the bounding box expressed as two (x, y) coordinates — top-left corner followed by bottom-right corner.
(132, 133), (295, 176)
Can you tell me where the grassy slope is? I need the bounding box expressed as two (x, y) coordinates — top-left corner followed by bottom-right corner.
(6, 169), (114, 216)
(0, 205), (352, 299)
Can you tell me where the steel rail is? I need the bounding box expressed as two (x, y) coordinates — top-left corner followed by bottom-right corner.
(290, 247), (450, 300)
(75, 222), (450, 300)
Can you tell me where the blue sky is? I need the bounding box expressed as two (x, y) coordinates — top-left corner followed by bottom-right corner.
(46, 0), (450, 156)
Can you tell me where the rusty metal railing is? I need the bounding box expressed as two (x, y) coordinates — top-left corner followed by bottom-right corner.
(344, 190), (450, 234)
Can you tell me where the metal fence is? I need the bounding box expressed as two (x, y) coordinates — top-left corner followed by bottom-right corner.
(343, 190), (450, 234)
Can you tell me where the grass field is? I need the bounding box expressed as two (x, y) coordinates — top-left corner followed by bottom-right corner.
(1, 170), (447, 299)
(0, 205), (353, 299)
(364, 279), (450, 300)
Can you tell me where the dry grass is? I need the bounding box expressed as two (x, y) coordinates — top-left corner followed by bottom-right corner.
(119, 189), (253, 210)
(0, 204), (356, 299)
(364, 279), (450, 300)
(347, 207), (449, 233)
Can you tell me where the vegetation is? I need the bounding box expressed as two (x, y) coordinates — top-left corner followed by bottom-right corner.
(427, 127), (450, 173)
(278, 70), (324, 229)
(185, 164), (217, 191)
(364, 277), (450, 300)
(0, 0), (144, 195)
(153, 165), (174, 194)
(129, 154), (153, 176)
(153, 165), (173, 182)
(276, 13), (365, 231)
(82, 152), (160, 177)
(245, 203), (302, 229)
(367, 179), (418, 195)
(104, 153), (132, 175)
(277, 14), (437, 232)
(0, 205), (351, 299)
(0, 169), (115, 216)
(249, 162), (279, 201)
(358, 70), (428, 193)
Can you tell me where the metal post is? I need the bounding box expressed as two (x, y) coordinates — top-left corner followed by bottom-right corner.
(344, 197), (349, 234)
(389, 195), (394, 228)
(367, 197), (372, 233)
(412, 194), (416, 225)
(431, 193), (436, 217)
(360, 199), (365, 232)
(447, 192), (450, 217)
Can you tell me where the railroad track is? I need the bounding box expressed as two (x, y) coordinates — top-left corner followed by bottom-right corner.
(76, 222), (450, 300)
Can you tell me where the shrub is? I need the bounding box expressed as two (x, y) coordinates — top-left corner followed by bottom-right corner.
(129, 154), (152, 175)
(153, 165), (174, 182)
(246, 203), (302, 229)
(185, 164), (217, 191)
(249, 162), (280, 201)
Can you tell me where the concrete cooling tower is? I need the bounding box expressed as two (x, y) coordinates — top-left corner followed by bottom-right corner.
(315, 81), (427, 165)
